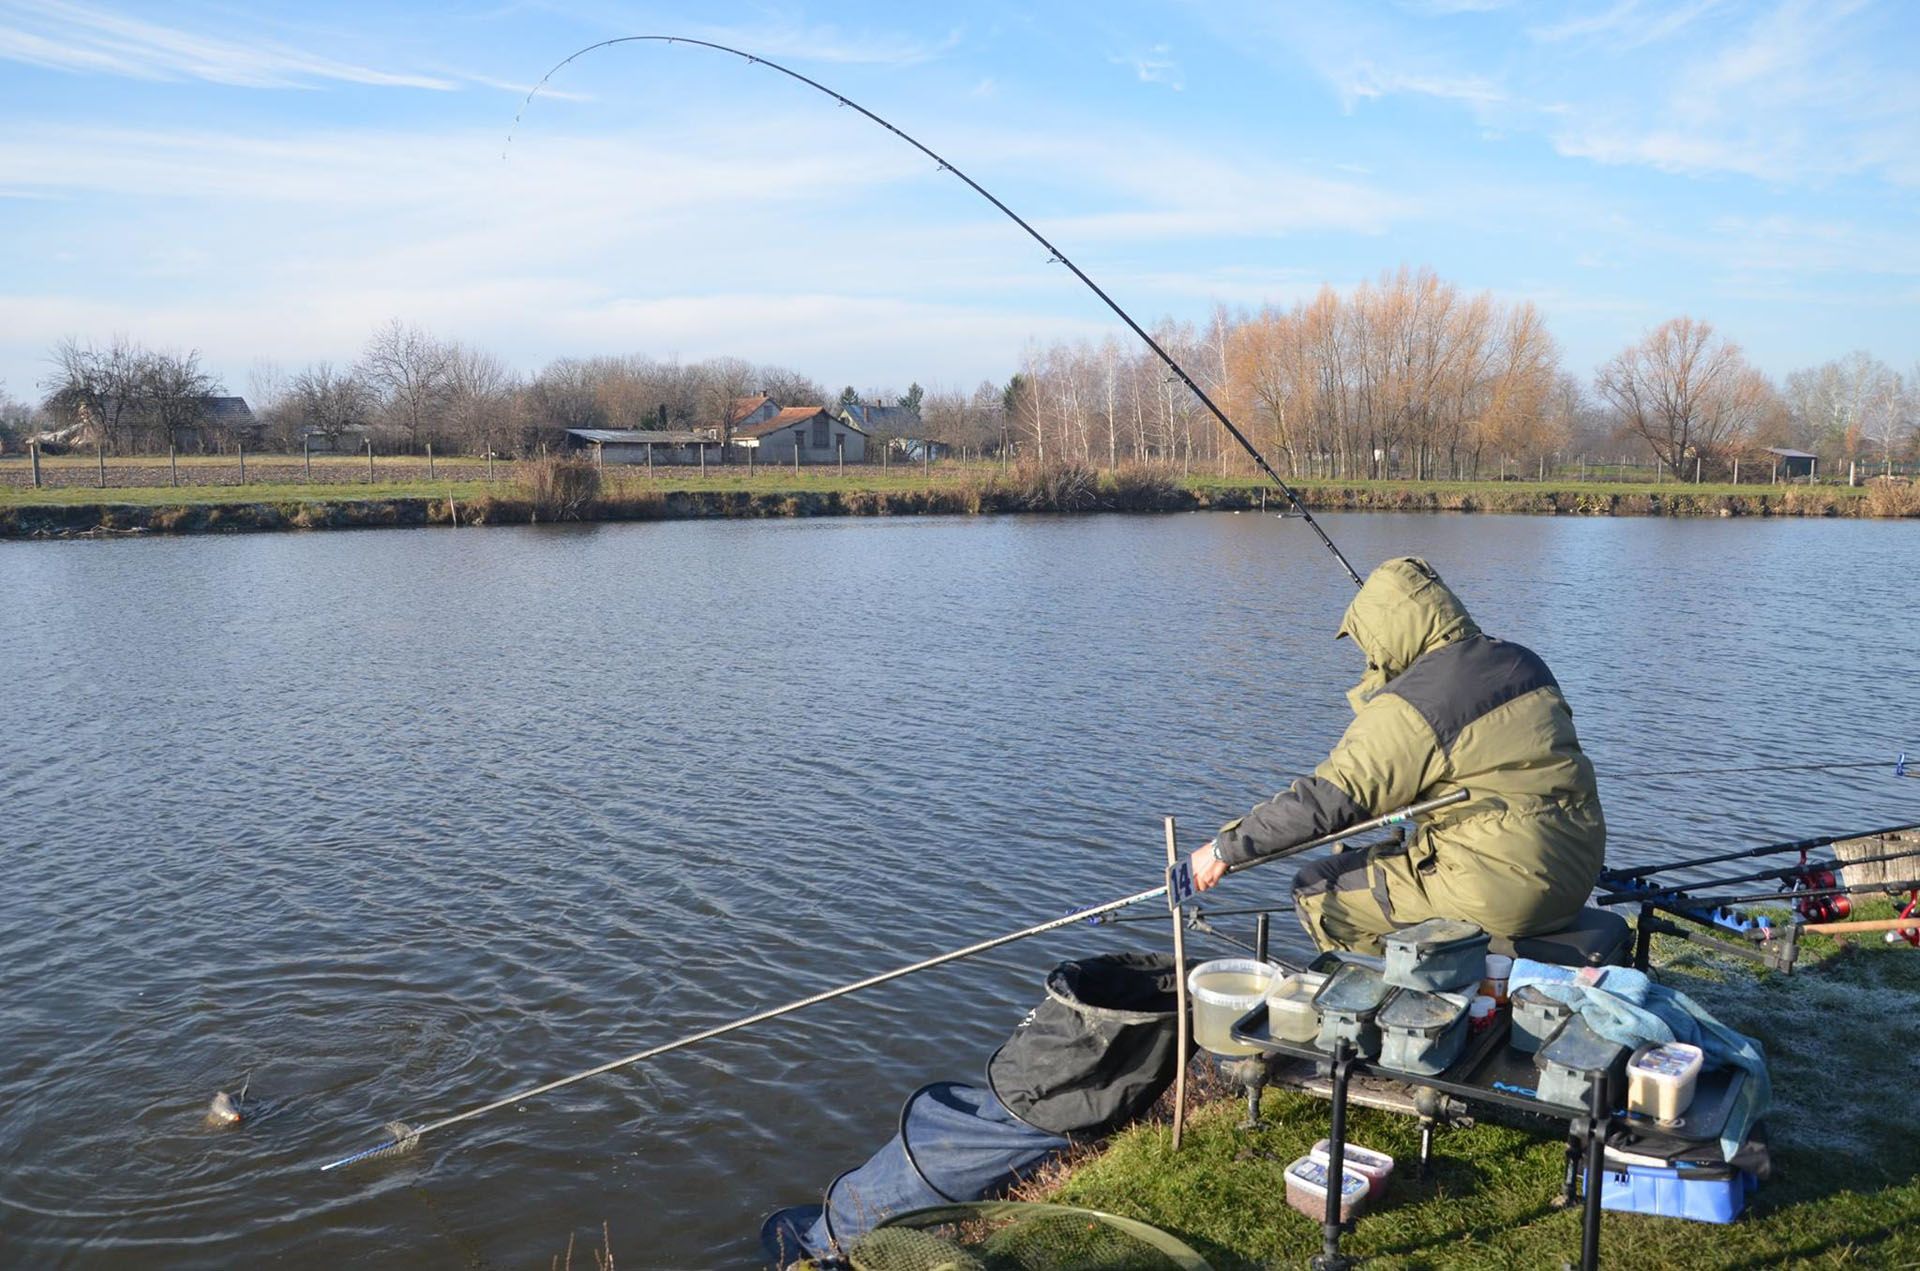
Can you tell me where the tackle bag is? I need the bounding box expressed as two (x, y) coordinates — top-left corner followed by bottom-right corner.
(761, 1081), (1071, 1265)
(986, 951), (1185, 1139)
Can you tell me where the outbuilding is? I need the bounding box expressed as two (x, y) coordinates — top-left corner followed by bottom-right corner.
(1764, 447), (1818, 480)
(562, 429), (720, 466)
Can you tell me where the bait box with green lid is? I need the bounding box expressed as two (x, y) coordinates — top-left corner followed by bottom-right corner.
(1381, 918), (1490, 993)
(1508, 984), (1573, 1054)
(1535, 1014), (1631, 1109)
(1375, 989), (1473, 1076)
(1312, 961), (1394, 1057)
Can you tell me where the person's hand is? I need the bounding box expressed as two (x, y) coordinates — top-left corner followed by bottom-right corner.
(1191, 841), (1229, 892)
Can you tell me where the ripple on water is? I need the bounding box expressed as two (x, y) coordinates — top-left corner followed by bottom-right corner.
(1, 513), (1915, 1267)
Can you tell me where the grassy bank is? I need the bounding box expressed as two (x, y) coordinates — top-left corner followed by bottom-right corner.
(4, 459), (1914, 538)
(1016, 900), (1920, 1269)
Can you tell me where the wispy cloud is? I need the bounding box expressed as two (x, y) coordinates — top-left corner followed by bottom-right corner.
(680, 18), (963, 66)
(1334, 62), (1504, 108)
(1111, 43), (1183, 90)
(1529, 0), (1725, 49)
(0, 0), (455, 88)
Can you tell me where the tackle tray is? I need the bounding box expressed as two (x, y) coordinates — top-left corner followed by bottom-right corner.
(1535, 1015), (1632, 1110)
(1376, 989), (1473, 1076)
(1509, 984), (1574, 1054)
(1230, 999), (1749, 1143)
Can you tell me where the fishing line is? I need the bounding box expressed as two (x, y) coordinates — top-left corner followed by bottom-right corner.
(506, 35), (1364, 587)
(318, 791), (1463, 1171)
(1602, 755), (1914, 780)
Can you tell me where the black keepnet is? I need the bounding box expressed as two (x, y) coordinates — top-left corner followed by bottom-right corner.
(987, 952), (1187, 1140)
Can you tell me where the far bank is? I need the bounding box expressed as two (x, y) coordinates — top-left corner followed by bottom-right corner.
(2, 462), (1913, 539)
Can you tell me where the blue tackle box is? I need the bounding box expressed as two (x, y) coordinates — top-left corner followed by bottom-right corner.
(1599, 1161), (1757, 1223)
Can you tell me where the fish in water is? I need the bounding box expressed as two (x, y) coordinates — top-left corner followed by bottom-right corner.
(205, 1091), (244, 1128)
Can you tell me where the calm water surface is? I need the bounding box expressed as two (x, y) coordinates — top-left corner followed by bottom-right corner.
(2, 512), (1915, 1268)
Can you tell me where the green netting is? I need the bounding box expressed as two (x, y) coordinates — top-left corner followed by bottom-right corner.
(845, 1202), (1211, 1271)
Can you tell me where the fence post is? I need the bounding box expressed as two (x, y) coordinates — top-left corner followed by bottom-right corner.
(794, 440), (800, 474)
(699, 443), (706, 475)
(923, 443), (930, 476)
(1733, 458), (1739, 485)
(428, 443), (435, 478)
(647, 442), (654, 478)
(1694, 456), (1702, 484)
(238, 442), (246, 484)
(1538, 455), (1545, 481)
(487, 450), (495, 482)
(97, 439), (106, 488)
(304, 437), (312, 482)
(1849, 460), (1856, 487)
(367, 437), (375, 484)
(170, 444), (179, 487)
(748, 444), (754, 476)
(29, 439), (41, 488)
(837, 436), (844, 475)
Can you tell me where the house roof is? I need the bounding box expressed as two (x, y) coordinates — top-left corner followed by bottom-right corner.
(566, 428), (713, 444)
(728, 394), (774, 423)
(736, 406), (867, 439)
(841, 403), (917, 432)
(1764, 447), (1818, 460)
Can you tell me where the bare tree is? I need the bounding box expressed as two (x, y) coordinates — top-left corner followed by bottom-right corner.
(358, 319), (451, 451)
(288, 362), (375, 442)
(445, 343), (518, 456)
(142, 349), (225, 452)
(1595, 318), (1773, 478)
(41, 335), (148, 452)
(698, 355), (758, 458)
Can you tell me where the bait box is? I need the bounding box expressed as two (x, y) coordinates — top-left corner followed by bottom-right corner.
(1509, 985), (1574, 1054)
(1627, 1042), (1705, 1122)
(1376, 989), (1472, 1076)
(1600, 1161), (1756, 1224)
(1535, 1014), (1630, 1109)
(1265, 972), (1327, 1044)
(1284, 1154), (1371, 1224)
(1382, 918), (1490, 993)
(1312, 962), (1394, 1058)
(1310, 1138), (1395, 1203)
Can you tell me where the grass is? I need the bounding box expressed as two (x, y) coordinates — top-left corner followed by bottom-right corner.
(1018, 898), (1920, 1269)
(2, 456), (1904, 526)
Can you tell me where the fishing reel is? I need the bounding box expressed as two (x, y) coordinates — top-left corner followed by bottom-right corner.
(1788, 866), (1850, 922)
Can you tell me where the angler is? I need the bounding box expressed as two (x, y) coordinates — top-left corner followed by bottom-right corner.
(1190, 557), (1606, 953)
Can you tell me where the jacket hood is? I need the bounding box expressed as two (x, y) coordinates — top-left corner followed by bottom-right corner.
(1337, 557), (1480, 710)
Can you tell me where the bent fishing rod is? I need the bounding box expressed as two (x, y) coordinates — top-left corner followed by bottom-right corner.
(508, 35), (1363, 588)
(318, 788), (1465, 1171)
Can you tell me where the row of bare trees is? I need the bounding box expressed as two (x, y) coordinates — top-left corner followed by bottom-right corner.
(39, 337), (227, 453)
(993, 270), (1919, 480)
(24, 282), (1919, 470)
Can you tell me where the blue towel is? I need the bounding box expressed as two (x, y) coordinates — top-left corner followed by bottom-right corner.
(1511, 959), (1769, 1160)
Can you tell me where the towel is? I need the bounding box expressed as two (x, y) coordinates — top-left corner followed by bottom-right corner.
(1512, 958), (1769, 1160)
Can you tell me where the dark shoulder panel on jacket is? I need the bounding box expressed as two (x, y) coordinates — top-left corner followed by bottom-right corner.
(1381, 634), (1560, 752)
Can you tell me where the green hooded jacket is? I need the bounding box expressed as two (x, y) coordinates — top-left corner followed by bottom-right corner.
(1214, 557), (1606, 937)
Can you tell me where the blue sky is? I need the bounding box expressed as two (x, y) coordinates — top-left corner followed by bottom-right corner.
(1, 0), (1914, 403)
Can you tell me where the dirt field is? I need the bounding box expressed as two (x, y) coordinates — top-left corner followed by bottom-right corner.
(0, 453), (501, 490)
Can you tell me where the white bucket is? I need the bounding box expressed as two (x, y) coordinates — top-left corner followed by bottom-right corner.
(1186, 958), (1281, 1056)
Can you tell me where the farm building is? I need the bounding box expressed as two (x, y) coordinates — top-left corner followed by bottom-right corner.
(1764, 447), (1818, 479)
(736, 408), (868, 463)
(562, 429), (722, 465)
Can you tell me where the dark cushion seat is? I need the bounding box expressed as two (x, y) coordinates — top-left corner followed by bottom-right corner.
(1487, 906), (1630, 967)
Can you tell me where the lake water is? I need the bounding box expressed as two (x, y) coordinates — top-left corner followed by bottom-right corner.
(2, 511), (1914, 1268)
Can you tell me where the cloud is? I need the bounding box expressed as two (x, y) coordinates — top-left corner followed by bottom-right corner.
(678, 18), (963, 67)
(1333, 62), (1505, 109)
(0, 0), (455, 89)
(1111, 43), (1183, 90)
(1529, 0), (1725, 49)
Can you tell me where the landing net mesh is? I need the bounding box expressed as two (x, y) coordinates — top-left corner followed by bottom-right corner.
(839, 1201), (1210, 1271)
